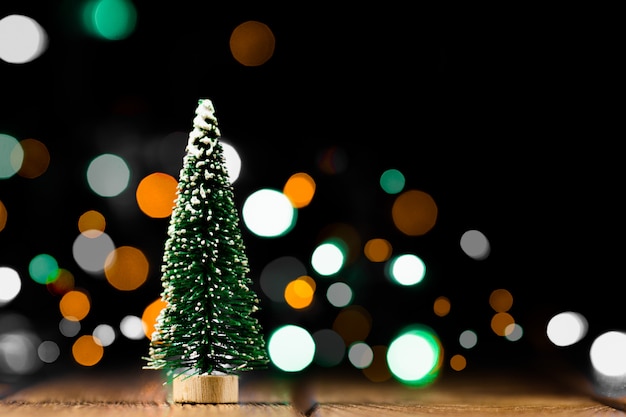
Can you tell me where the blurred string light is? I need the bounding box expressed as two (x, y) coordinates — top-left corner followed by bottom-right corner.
(72, 335), (103, 366)
(47, 268), (75, 295)
(0, 330), (42, 375)
(103, 245), (149, 291)
(267, 324), (315, 372)
(93, 324), (116, 347)
(80, 0), (137, 41)
(28, 253), (59, 284)
(17, 139), (50, 179)
(283, 172), (316, 208)
(387, 325), (442, 386)
(259, 256), (307, 303)
(0, 14), (48, 64)
(433, 296), (451, 317)
(326, 282), (353, 308)
(229, 20), (275, 67)
(0, 267), (21, 306)
(0, 199), (7, 232)
(72, 231), (115, 275)
(332, 305), (372, 346)
(284, 276), (315, 309)
(386, 253), (426, 286)
(459, 329), (478, 349)
(86, 153), (131, 197)
(311, 241), (345, 276)
(546, 311), (588, 347)
(0, 133), (24, 179)
(590, 331), (626, 377)
(242, 188), (296, 237)
(221, 140), (242, 183)
(363, 238), (392, 262)
(450, 354), (467, 371)
(362, 345), (392, 382)
(312, 329), (345, 367)
(488, 288), (520, 338)
(78, 210), (106, 238)
(135, 173), (177, 218)
(120, 315), (144, 340)
(348, 342), (374, 369)
(59, 317), (81, 337)
(59, 289), (91, 321)
(392, 189), (437, 236)
(37, 340), (60, 364)
(460, 229), (490, 260)
(379, 168), (405, 194)
(142, 298), (167, 339)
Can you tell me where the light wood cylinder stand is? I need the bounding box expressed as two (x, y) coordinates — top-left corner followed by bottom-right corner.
(172, 374), (239, 403)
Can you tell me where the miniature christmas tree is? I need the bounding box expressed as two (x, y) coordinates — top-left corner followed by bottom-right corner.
(145, 98), (269, 403)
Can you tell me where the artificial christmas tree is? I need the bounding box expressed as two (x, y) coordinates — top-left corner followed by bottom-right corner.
(145, 98), (269, 403)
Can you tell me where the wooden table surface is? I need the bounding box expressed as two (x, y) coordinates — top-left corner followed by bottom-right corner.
(1, 364), (626, 416)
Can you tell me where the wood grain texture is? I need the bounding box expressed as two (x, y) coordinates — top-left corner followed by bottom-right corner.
(1, 367), (625, 416)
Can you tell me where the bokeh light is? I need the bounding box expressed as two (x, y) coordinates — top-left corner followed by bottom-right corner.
(433, 296), (451, 317)
(505, 323), (523, 342)
(391, 189), (438, 236)
(221, 140), (242, 183)
(363, 238), (392, 262)
(142, 298), (167, 339)
(81, 0), (137, 41)
(72, 335), (104, 366)
(311, 241), (345, 276)
(312, 329), (345, 367)
(348, 342), (373, 369)
(380, 168), (405, 194)
(387, 326), (441, 386)
(16, 138), (50, 179)
(0, 330), (42, 375)
(37, 340), (60, 363)
(316, 145), (347, 175)
(450, 354), (467, 371)
(0, 133), (23, 179)
(387, 253), (426, 286)
(459, 329), (478, 349)
(229, 20), (275, 66)
(242, 188), (296, 237)
(590, 331), (626, 377)
(120, 315), (145, 340)
(268, 324), (315, 372)
(332, 305), (372, 346)
(72, 231), (115, 275)
(46, 268), (75, 296)
(78, 210), (106, 238)
(284, 277), (315, 309)
(93, 324), (116, 347)
(460, 229), (490, 260)
(28, 253), (59, 284)
(0, 200), (6, 232)
(259, 256), (307, 303)
(491, 312), (515, 336)
(59, 289), (91, 321)
(546, 311), (588, 347)
(136, 172), (178, 218)
(326, 282), (353, 308)
(0, 266), (21, 306)
(59, 317), (81, 337)
(86, 153), (131, 197)
(104, 246), (149, 291)
(489, 288), (513, 312)
(0, 14), (48, 64)
(362, 345), (392, 382)
(283, 172), (316, 208)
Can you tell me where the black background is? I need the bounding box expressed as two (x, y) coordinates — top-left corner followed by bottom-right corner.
(1, 2), (623, 377)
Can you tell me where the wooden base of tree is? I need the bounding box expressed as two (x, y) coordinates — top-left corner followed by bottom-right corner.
(172, 374), (239, 404)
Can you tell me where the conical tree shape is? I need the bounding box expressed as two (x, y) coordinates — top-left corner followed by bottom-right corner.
(145, 99), (268, 378)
